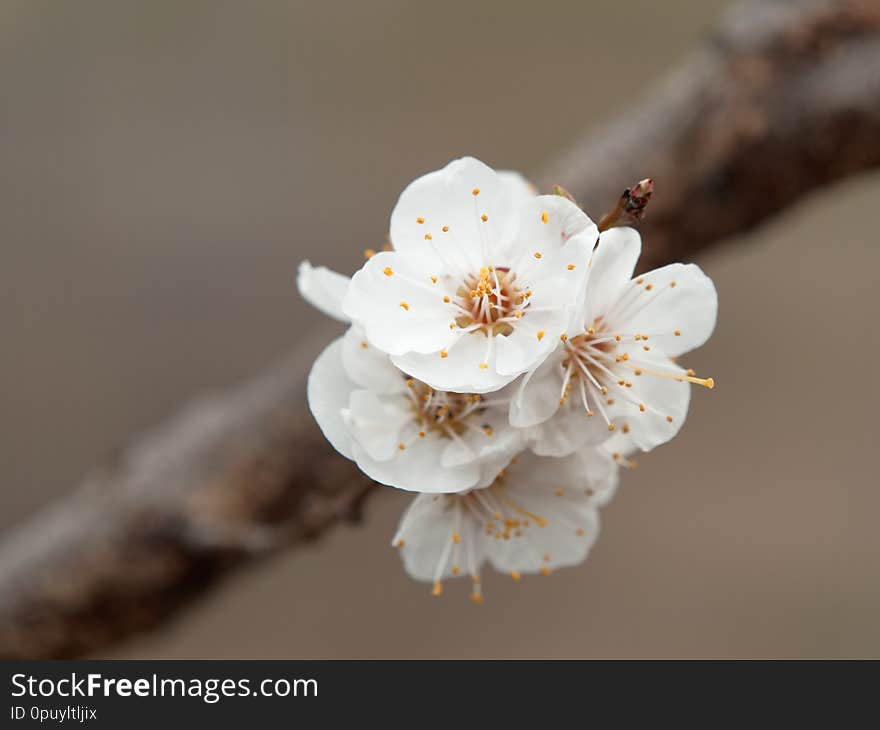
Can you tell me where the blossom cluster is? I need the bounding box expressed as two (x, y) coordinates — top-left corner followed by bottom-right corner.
(298, 157), (717, 601)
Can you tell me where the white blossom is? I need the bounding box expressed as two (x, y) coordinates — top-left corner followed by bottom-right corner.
(341, 157), (598, 393)
(511, 226), (717, 455)
(391, 445), (627, 602)
(308, 328), (524, 493)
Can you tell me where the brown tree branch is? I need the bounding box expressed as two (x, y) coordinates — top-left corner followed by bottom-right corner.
(1, 0), (879, 659)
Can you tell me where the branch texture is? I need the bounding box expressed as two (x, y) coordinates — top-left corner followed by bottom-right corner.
(2, 0), (879, 659)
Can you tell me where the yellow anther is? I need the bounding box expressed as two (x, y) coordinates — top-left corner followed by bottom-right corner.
(514, 311), (523, 318)
(442, 225), (449, 232)
(418, 431), (426, 438)
(483, 426), (493, 436)
(479, 362), (489, 370)
(470, 593), (484, 605)
(360, 340), (368, 349)
(472, 187), (480, 195)
(432, 582), (443, 597)
(540, 567), (552, 576)
(431, 276), (438, 283)
(622, 424), (630, 434)
(449, 322), (456, 329)
(472, 576), (481, 585)
(567, 263), (575, 270)
(674, 329), (682, 336)
(536, 330), (545, 341)
(510, 571), (521, 581)
(615, 334), (622, 341)
(670, 280), (677, 287)
(587, 327), (595, 335)
(666, 415), (674, 423)
(636, 277), (644, 284)
(400, 301), (410, 310)
(452, 566), (460, 575)
(481, 214), (488, 222)
(424, 233), (432, 240)
(398, 443), (406, 450)
(554, 487), (564, 496)
(416, 216), (425, 224)
(442, 295), (450, 303)
(608, 423), (616, 432)
(560, 333), (568, 341)
(363, 248), (376, 259)
(541, 211), (549, 223)
(396, 539), (405, 548)
(452, 531), (461, 544)
(646, 284), (654, 291)
(643, 345), (650, 351)
(634, 369), (642, 376)
(383, 266), (394, 276)
(533, 251), (542, 259)
(639, 404), (646, 412)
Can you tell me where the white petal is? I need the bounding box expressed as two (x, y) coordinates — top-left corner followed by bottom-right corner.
(389, 157), (519, 264)
(509, 351), (563, 428)
(484, 450), (608, 575)
(505, 194), (597, 261)
(306, 337), (357, 460)
(610, 347), (691, 452)
(354, 434), (480, 493)
(617, 263), (718, 357)
(341, 326), (407, 394)
(392, 332), (515, 394)
(343, 250), (456, 356)
(584, 226), (641, 325)
(297, 261), (351, 323)
(527, 404), (611, 457)
(344, 389), (411, 462)
(392, 494), (487, 582)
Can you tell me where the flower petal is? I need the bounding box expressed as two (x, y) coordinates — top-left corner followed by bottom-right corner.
(392, 332), (514, 394)
(389, 156), (520, 265)
(527, 404), (612, 457)
(343, 250), (456, 356)
(392, 493), (487, 582)
(617, 263), (718, 357)
(297, 261), (351, 323)
(509, 351), (563, 428)
(341, 326), (408, 394)
(344, 389), (412, 462)
(306, 337), (357, 460)
(504, 194), (597, 262)
(353, 434), (480, 493)
(584, 226), (641, 325)
(610, 347), (691, 451)
(485, 450), (609, 575)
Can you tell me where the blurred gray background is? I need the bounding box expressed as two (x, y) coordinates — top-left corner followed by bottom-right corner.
(1, 0), (878, 658)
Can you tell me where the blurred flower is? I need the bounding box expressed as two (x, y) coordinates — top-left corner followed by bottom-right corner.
(391, 445), (626, 601)
(307, 328), (523, 493)
(511, 227), (717, 455)
(341, 157), (598, 393)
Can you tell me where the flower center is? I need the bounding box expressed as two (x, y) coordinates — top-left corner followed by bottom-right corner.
(454, 266), (528, 337)
(403, 378), (489, 440)
(558, 317), (714, 430)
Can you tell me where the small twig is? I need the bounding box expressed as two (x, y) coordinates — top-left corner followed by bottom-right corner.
(597, 178), (655, 232)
